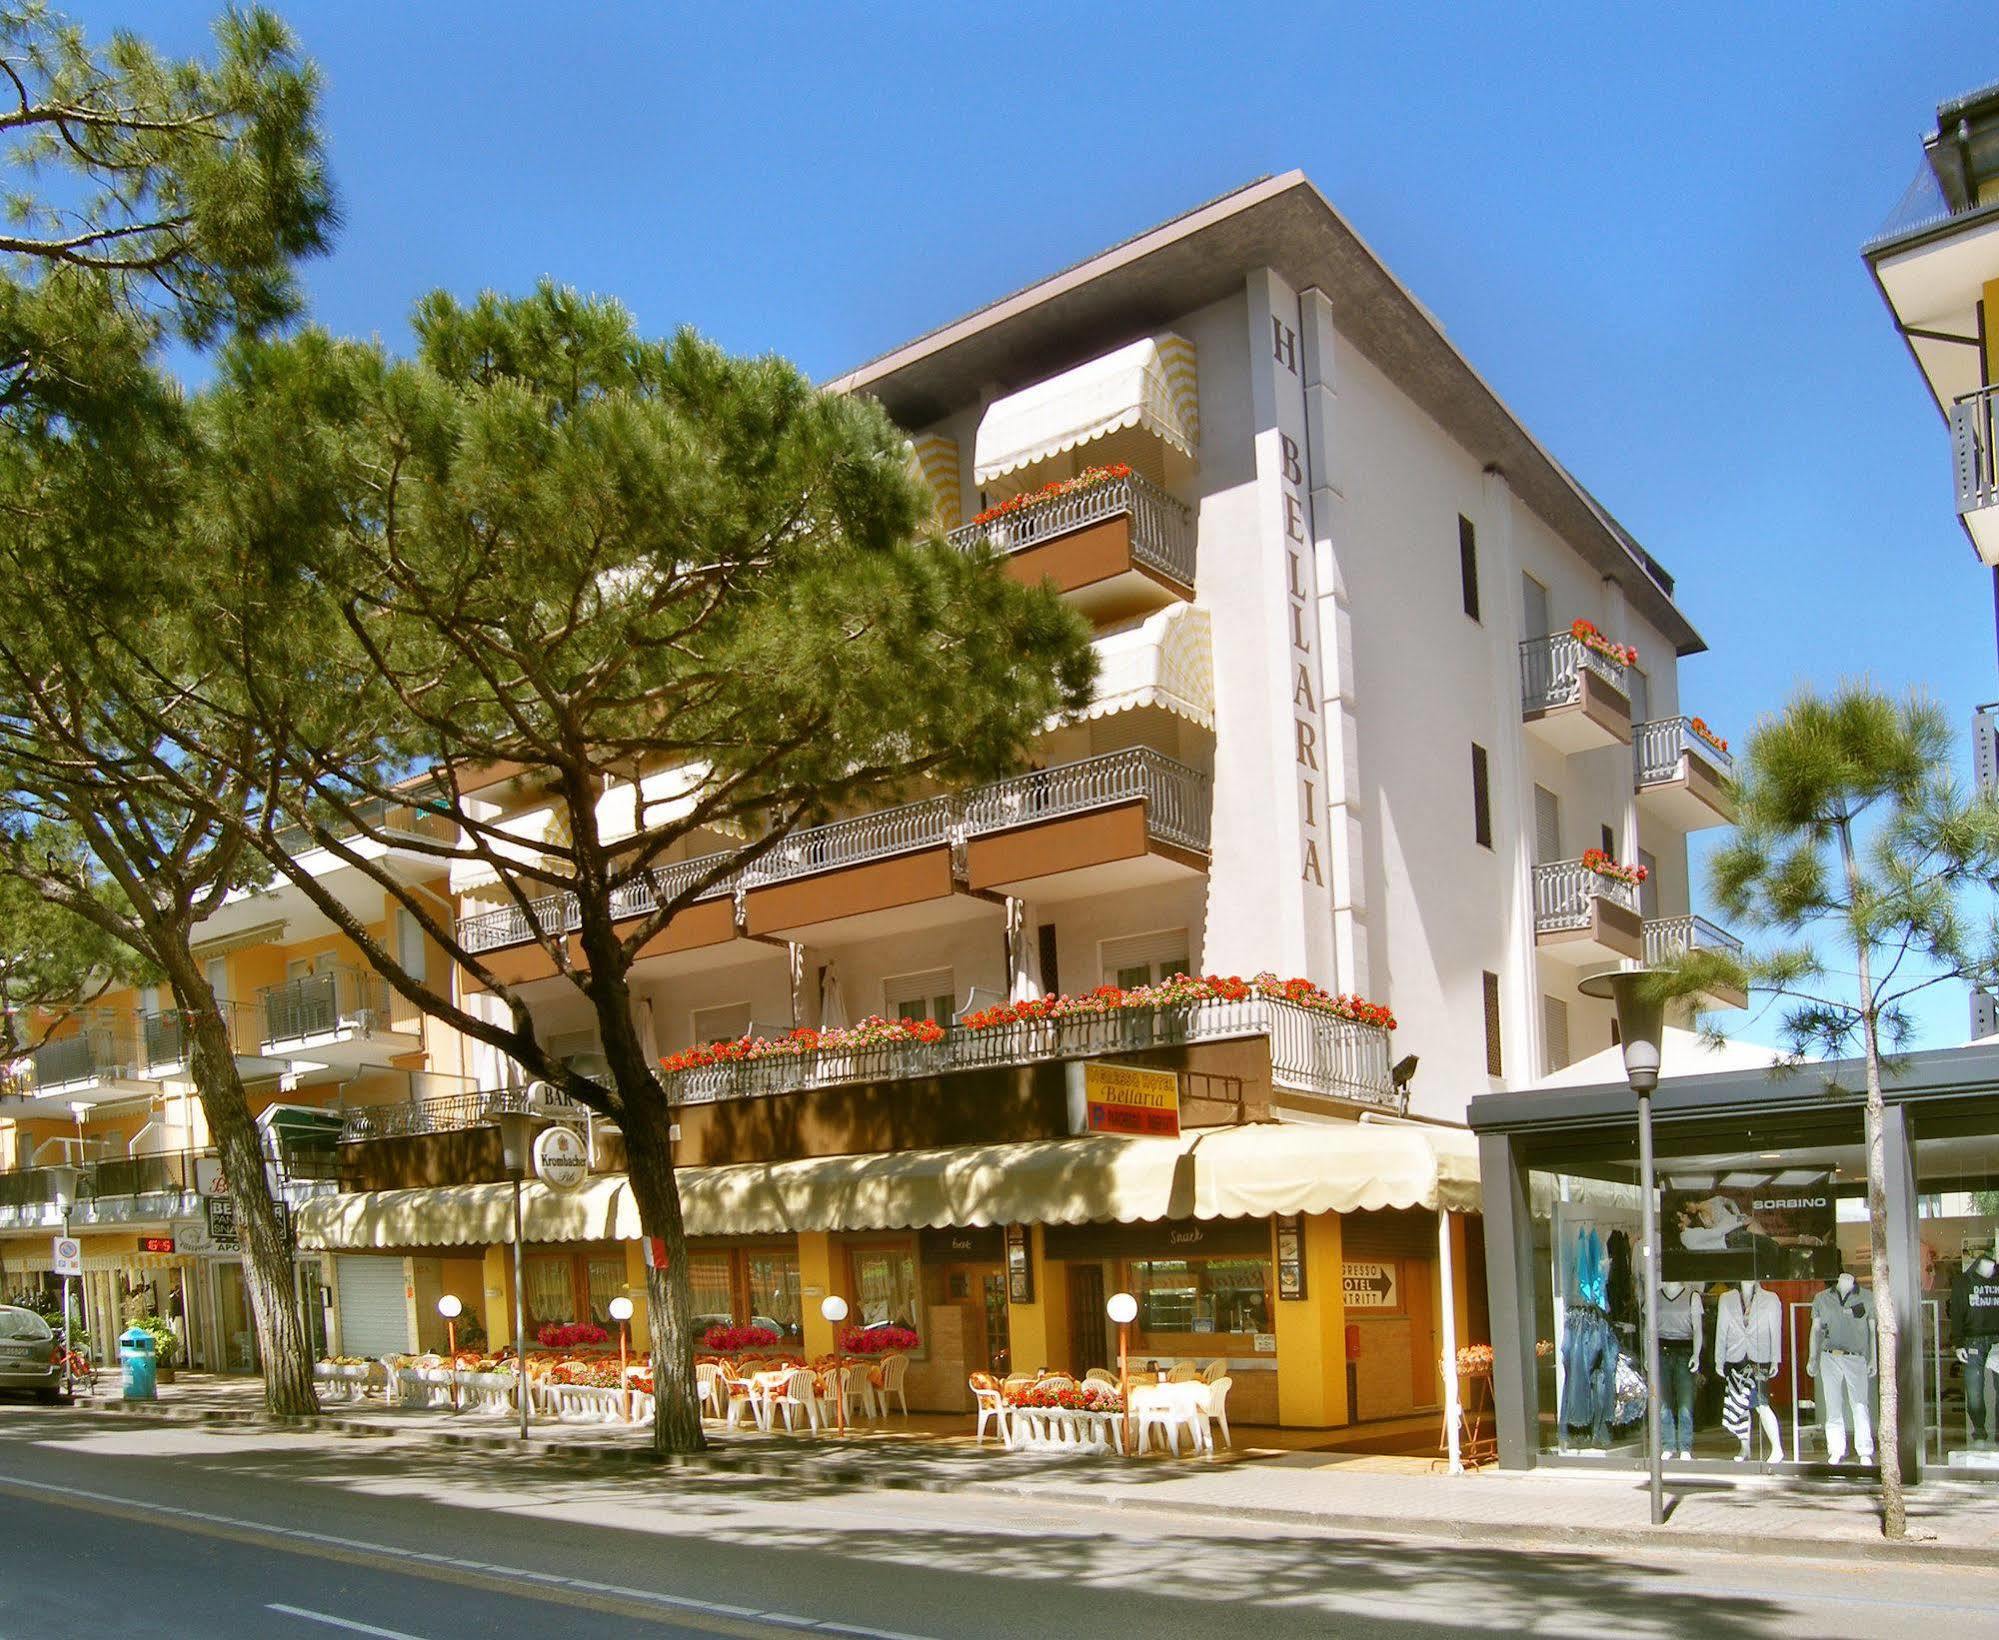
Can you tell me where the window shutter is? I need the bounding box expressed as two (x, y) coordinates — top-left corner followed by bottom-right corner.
(1471, 744), (1492, 848)
(1458, 516), (1480, 621)
(1037, 924), (1060, 998)
(689, 1003), (752, 1045)
(1542, 995), (1570, 1075)
(884, 968), (955, 1023)
(1099, 929), (1192, 987)
(1482, 973), (1503, 1076)
(1534, 786), (1562, 864)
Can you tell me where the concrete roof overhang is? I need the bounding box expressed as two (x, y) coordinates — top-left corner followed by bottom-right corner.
(830, 171), (1704, 657)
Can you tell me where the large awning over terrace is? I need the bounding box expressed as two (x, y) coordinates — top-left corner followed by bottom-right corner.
(294, 1119), (1480, 1250)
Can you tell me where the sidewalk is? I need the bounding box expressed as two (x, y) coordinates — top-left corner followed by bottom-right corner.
(65, 1374), (1999, 1567)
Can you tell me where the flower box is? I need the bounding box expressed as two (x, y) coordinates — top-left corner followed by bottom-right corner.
(1569, 618), (1637, 668)
(1579, 848), (1648, 887)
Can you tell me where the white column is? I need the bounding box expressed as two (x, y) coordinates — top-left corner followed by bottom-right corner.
(1439, 1209), (1462, 1474)
(1602, 576), (1642, 873)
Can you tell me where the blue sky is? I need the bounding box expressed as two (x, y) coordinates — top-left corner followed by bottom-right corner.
(89, 1), (1997, 1050)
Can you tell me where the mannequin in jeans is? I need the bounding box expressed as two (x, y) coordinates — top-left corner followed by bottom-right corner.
(1716, 1278), (1784, 1463)
(1654, 1281), (1704, 1460)
(1951, 1251), (1999, 1444)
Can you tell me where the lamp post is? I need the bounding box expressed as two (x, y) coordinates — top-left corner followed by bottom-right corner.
(1578, 967), (1668, 1527)
(609, 1296), (634, 1423)
(497, 1109), (535, 1442)
(437, 1295), (463, 1411)
(1106, 1292), (1137, 1456)
(820, 1294), (849, 1435)
(47, 1163), (79, 1399)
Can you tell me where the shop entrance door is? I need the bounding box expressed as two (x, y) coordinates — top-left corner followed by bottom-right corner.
(1067, 1262), (1108, 1374)
(296, 1258), (328, 1361)
(981, 1272), (1011, 1377)
(214, 1261), (261, 1374)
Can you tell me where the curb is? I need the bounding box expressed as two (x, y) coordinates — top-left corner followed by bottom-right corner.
(74, 1400), (1996, 1568)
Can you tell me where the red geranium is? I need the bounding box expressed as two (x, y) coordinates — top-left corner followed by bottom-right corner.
(534, 1322), (608, 1349)
(970, 464), (1133, 527)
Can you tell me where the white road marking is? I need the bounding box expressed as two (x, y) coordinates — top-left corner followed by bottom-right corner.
(0, 1473), (937, 1638)
(267, 1606), (429, 1640)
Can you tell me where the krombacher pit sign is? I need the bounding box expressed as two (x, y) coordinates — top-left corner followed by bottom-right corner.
(1068, 1061), (1181, 1137)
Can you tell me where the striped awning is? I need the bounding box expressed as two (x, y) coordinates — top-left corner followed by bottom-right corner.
(1070, 604), (1214, 731)
(974, 333), (1198, 484)
(905, 433), (961, 527)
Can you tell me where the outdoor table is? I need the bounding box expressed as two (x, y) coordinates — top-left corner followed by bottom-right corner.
(749, 1369), (793, 1431)
(1003, 1405), (1125, 1453)
(313, 1362), (372, 1403)
(456, 1371), (518, 1417)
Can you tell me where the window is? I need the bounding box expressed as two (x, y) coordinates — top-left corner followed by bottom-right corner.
(1459, 515), (1480, 621)
(524, 1248), (635, 1332)
(1037, 924), (1060, 999)
(849, 1244), (920, 1332)
(396, 909), (426, 984)
(585, 1257), (625, 1325)
(1600, 823), (1616, 857)
(1483, 972), (1503, 1076)
(1128, 1256), (1271, 1341)
(745, 1249), (802, 1339)
(1543, 995), (1571, 1075)
(1521, 573), (1550, 641)
(685, 1247), (804, 1345)
(524, 1254), (576, 1329)
(884, 968), (955, 1024)
(1533, 786), (1562, 864)
(1471, 744), (1493, 849)
(686, 1252), (737, 1333)
(690, 1002), (752, 1045)
(1100, 929), (1192, 989)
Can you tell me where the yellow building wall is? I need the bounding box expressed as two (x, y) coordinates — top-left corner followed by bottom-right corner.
(1004, 1226), (1071, 1376)
(1274, 1211), (1350, 1427)
(623, 1240), (651, 1351)
(798, 1232), (837, 1356)
(482, 1244), (515, 1351)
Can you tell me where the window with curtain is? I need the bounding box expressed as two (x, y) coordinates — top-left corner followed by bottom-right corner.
(524, 1254), (575, 1328)
(745, 1249), (802, 1341)
(687, 1252), (736, 1330)
(1128, 1255), (1271, 1340)
(850, 1245), (919, 1331)
(585, 1257), (625, 1325)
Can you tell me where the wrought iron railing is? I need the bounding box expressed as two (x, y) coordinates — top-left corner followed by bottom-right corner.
(259, 968), (405, 1047)
(25, 1021), (136, 1091)
(742, 798), (955, 889)
(1519, 631), (1627, 715)
(455, 850), (740, 956)
(1532, 859), (1641, 934)
(0, 1150), (203, 1210)
(946, 471), (1196, 588)
(659, 996), (1394, 1110)
(1643, 913), (1744, 966)
(1634, 717), (1733, 785)
(139, 1000), (259, 1072)
(339, 1082), (535, 1143)
(961, 748), (1210, 855)
(1954, 384), (1999, 518)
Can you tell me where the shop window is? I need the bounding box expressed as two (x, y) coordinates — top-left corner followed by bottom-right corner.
(1101, 928), (1191, 989)
(884, 968), (954, 1025)
(850, 1244), (921, 1333)
(585, 1257), (625, 1325)
(745, 1249), (802, 1339)
(686, 1246), (805, 1346)
(524, 1254), (575, 1328)
(1127, 1255), (1271, 1343)
(1915, 1130), (1999, 1473)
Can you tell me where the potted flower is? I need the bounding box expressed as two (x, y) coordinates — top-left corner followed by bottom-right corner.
(838, 1323), (919, 1356)
(1579, 848), (1648, 887)
(534, 1321), (608, 1351)
(702, 1323), (779, 1354)
(1689, 716), (1728, 757)
(1569, 617), (1638, 668)
(970, 464), (1133, 529)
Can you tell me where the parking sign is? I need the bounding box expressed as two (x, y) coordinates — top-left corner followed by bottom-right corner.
(52, 1235), (82, 1276)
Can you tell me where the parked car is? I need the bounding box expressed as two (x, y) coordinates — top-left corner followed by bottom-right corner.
(0, 1305), (62, 1401)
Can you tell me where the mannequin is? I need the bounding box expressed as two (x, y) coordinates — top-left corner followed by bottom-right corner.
(1807, 1271), (1876, 1464)
(1653, 1280), (1704, 1460)
(1715, 1278), (1784, 1462)
(1949, 1251), (1999, 1444)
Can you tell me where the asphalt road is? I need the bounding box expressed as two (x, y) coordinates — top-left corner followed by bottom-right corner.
(2, 1407), (1997, 1639)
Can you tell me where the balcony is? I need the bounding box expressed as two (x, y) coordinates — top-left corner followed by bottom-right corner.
(1644, 914), (1749, 1011)
(258, 968), (421, 1067)
(338, 1080), (535, 1144)
(138, 999), (294, 1081)
(7, 1019), (152, 1105)
(1532, 860), (1644, 967)
(1634, 717), (1735, 829)
(660, 994), (1395, 1114)
(946, 471), (1195, 618)
(0, 1150), (203, 1232)
(1520, 632), (1633, 754)
(1953, 384), (1999, 565)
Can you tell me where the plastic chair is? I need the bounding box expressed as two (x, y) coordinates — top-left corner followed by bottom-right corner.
(771, 1367), (824, 1433)
(716, 1368), (761, 1431)
(1131, 1381), (1211, 1456)
(969, 1372), (1009, 1444)
(877, 1352), (911, 1416)
(1085, 1368), (1118, 1386)
(1167, 1362), (1201, 1383)
(1205, 1375), (1234, 1449)
(1200, 1359), (1228, 1383)
(837, 1364), (878, 1423)
(1037, 1373), (1076, 1393)
(694, 1361), (722, 1419)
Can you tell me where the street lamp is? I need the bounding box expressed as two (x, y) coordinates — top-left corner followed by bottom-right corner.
(820, 1294), (849, 1436)
(609, 1296), (634, 1422)
(437, 1295), (463, 1411)
(1578, 967), (1668, 1527)
(497, 1109), (535, 1442)
(1106, 1291), (1137, 1456)
(47, 1163), (79, 1400)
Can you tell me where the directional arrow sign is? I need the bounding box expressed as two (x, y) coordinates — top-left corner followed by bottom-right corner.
(1341, 1261), (1399, 1310)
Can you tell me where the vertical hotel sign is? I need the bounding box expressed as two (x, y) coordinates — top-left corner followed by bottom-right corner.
(1248, 269), (1336, 979)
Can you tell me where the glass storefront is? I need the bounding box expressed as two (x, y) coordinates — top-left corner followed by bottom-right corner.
(1915, 1129), (1999, 1473)
(686, 1241), (805, 1346)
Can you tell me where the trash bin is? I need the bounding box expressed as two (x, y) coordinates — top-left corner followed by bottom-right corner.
(119, 1324), (158, 1402)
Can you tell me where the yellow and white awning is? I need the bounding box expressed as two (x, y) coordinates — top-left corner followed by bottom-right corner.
(974, 333), (1198, 484)
(295, 1121), (1479, 1251)
(1070, 604), (1214, 732)
(905, 433), (962, 528)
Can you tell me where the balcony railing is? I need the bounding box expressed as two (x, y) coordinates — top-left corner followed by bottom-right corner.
(1533, 859), (1641, 933)
(259, 968), (403, 1047)
(139, 1000), (261, 1071)
(1643, 913), (1745, 966)
(1954, 384), (1999, 518)
(744, 798), (955, 890)
(945, 471), (1196, 588)
(456, 849), (740, 956)
(339, 1082), (535, 1143)
(1520, 632), (1627, 715)
(961, 748), (1210, 855)
(21, 1021), (137, 1093)
(658, 995), (1395, 1111)
(1634, 716), (1734, 785)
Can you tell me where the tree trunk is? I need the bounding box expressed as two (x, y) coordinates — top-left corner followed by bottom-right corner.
(1840, 818), (1903, 1538)
(167, 953), (320, 1417)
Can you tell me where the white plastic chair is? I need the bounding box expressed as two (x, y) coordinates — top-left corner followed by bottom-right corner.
(1200, 1359), (1228, 1384)
(695, 1362), (722, 1419)
(876, 1352), (910, 1416)
(1084, 1368), (1118, 1387)
(1131, 1381), (1212, 1456)
(716, 1370), (760, 1431)
(837, 1365), (877, 1424)
(970, 1376), (1008, 1444)
(1167, 1362), (1201, 1383)
(1204, 1375), (1234, 1449)
(771, 1367), (824, 1432)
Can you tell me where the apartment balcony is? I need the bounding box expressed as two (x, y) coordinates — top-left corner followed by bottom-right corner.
(1644, 914), (1749, 1011)
(1953, 384), (1999, 565)
(6, 1018), (154, 1106)
(1532, 859), (1644, 967)
(454, 851), (741, 988)
(1633, 717), (1735, 829)
(1519, 632), (1633, 754)
(946, 471), (1195, 619)
(0, 1150), (203, 1232)
(660, 994), (1396, 1115)
(138, 999), (295, 1082)
(338, 1080), (535, 1144)
(258, 968), (421, 1068)
(743, 749), (1211, 941)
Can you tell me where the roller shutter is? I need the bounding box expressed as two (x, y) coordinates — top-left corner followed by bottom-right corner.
(333, 1255), (410, 1357)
